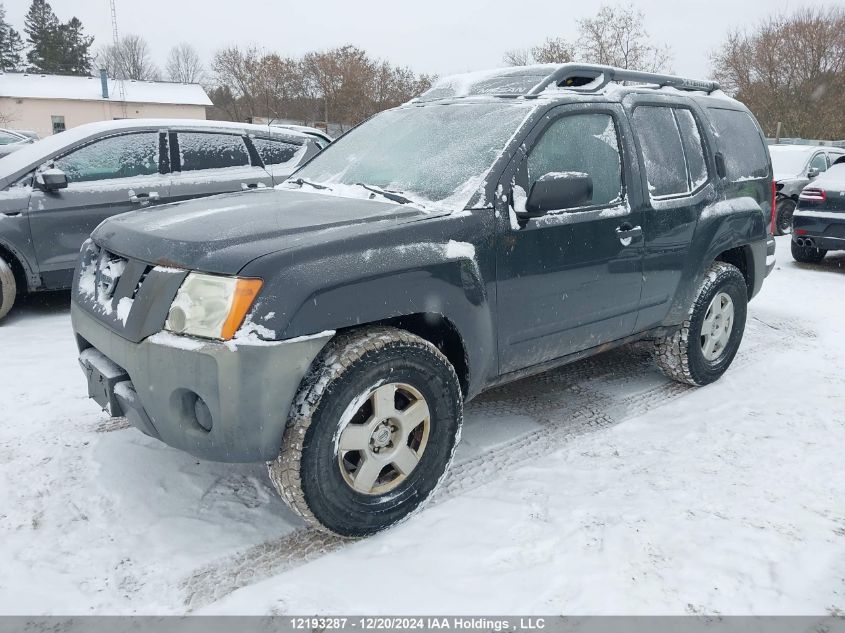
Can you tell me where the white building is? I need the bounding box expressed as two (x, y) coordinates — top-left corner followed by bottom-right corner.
(0, 71), (212, 138)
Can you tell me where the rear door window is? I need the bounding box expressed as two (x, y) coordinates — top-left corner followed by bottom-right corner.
(177, 132), (250, 172)
(706, 108), (769, 180)
(675, 109), (708, 189)
(632, 105), (708, 197)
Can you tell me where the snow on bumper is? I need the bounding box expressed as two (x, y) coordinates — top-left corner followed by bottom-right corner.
(72, 303), (333, 462)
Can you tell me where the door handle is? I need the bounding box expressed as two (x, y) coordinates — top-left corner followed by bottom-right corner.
(129, 191), (160, 204)
(242, 182), (260, 190)
(615, 224), (642, 245)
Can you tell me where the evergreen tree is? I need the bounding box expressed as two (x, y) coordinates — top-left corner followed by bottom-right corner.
(57, 17), (93, 75)
(0, 3), (25, 71)
(23, 1), (94, 75)
(24, 0), (60, 72)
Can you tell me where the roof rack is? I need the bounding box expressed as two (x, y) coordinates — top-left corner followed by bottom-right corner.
(528, 64), (720, 95)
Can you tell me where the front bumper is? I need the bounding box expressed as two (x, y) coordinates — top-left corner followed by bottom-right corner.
(73, 304), (332, 462)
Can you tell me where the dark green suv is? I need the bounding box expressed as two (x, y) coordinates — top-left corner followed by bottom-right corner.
(72, 64), (776, 536)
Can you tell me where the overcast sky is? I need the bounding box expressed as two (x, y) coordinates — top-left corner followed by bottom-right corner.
(5, 0), (839, 81)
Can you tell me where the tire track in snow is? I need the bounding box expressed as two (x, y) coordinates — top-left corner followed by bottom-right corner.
(180, 316), (805, 610)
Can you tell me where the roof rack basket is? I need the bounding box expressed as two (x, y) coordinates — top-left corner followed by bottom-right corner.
(528, 64), (720, 95)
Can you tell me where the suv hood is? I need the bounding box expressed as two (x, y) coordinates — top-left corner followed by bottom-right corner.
(93, 188), (427, 274)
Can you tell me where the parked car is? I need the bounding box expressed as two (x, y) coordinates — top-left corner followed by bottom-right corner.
(0, 128), (36, 158)
(71, 64), (775, 536)
(791, 163), (845, 263)
(770, 144), (845, 236)
(14, 130), (40, 141)
(0, 119), (322, 319)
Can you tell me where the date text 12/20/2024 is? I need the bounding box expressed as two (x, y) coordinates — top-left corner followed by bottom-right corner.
(289, 617), (546, 631)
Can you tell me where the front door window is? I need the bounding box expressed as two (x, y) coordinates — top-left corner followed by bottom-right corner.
(53, 133), (160, 184)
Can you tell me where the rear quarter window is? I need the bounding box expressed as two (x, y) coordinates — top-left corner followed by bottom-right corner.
(253, 137), (302, 166)
(707, 108), (769, 181)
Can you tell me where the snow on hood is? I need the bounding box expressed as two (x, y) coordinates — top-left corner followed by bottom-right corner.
(92, 188), (426, 274)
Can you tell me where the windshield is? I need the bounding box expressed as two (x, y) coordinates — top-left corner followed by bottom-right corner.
(289, 101), (536, 209)
(769, 147), (811, 177)
(0, 131), (25, 146)
(0, 127), (90, 178)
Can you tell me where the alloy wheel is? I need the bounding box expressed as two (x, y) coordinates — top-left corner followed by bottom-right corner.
(337, 382), (431, 495)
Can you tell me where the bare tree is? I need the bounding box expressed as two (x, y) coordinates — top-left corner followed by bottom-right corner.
(211, 43), (432, 129)
(504, 37), (574, 66)
(503, 48), (532, 66)
(166, 42), (204, 83)
(577, 4), (671, 72)
(211, 45), (264, 119)
(711, 6), (845, 139)
(97, 34), (160, 81)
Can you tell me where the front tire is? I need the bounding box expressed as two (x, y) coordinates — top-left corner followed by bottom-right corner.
(791, 239), (827, 264)
(0, 256), (17, 321)
(774, 198), (796, 235)
(269, 327), (463, 537)
(654, 262), (748, 386)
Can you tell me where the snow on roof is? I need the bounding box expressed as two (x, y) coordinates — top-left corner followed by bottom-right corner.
(0, 72), (212, 107)
(419, 65), (559, 102)
(0, 118), (308, 185)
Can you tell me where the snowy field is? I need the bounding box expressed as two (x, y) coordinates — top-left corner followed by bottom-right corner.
(1, 234), (843, 616)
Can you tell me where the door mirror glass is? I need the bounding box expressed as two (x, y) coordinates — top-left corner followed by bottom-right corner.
(524, 172), (593, 216)
(39, 168), (69, 191)
(807, 167), (820, 179)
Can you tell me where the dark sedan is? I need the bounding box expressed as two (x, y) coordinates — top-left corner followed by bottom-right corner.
(791, 163), (845, 263)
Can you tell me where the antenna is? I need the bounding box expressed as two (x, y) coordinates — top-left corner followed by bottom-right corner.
(108, 0), (128, 118)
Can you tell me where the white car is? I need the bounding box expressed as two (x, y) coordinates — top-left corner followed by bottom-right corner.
(0, 128), (36, 158)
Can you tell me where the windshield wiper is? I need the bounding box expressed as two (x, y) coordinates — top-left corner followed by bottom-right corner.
(354, 183), (417, 206)
(292, 178), (331, 190)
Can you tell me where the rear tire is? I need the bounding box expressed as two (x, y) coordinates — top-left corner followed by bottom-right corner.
(774, 198), (796, 235)
(268, 327), (463, 537)
(0, 257), (17, 321)
(791, 240), (827, 264)
(654, 262), (747, 386)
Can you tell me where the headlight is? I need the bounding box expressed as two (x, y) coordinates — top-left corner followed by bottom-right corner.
(165, 272), (263, 340)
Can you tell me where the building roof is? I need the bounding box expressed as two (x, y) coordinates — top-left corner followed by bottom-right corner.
(0, 72), (212, 107)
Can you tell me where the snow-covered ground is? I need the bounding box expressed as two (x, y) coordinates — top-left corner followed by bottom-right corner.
(1, 234), (843, 615)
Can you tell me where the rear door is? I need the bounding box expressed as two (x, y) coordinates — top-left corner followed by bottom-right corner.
(626, 100), (716, 331)
(28, 130), (168, 287)
(168, 130), (272, 202)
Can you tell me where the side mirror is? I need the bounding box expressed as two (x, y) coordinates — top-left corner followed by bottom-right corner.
(807, 167), (820, 179)
(38, 168), (68, 191)
(522, 172), (593, 216)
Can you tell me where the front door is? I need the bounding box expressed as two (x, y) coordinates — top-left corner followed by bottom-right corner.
(495, 105), (645, 374)
(28, 131), (169, 287)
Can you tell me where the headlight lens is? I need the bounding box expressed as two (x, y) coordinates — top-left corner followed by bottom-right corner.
(165, 272), (263, 340)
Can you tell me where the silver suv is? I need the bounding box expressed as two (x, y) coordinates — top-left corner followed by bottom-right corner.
(0, 119), (322, 319)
